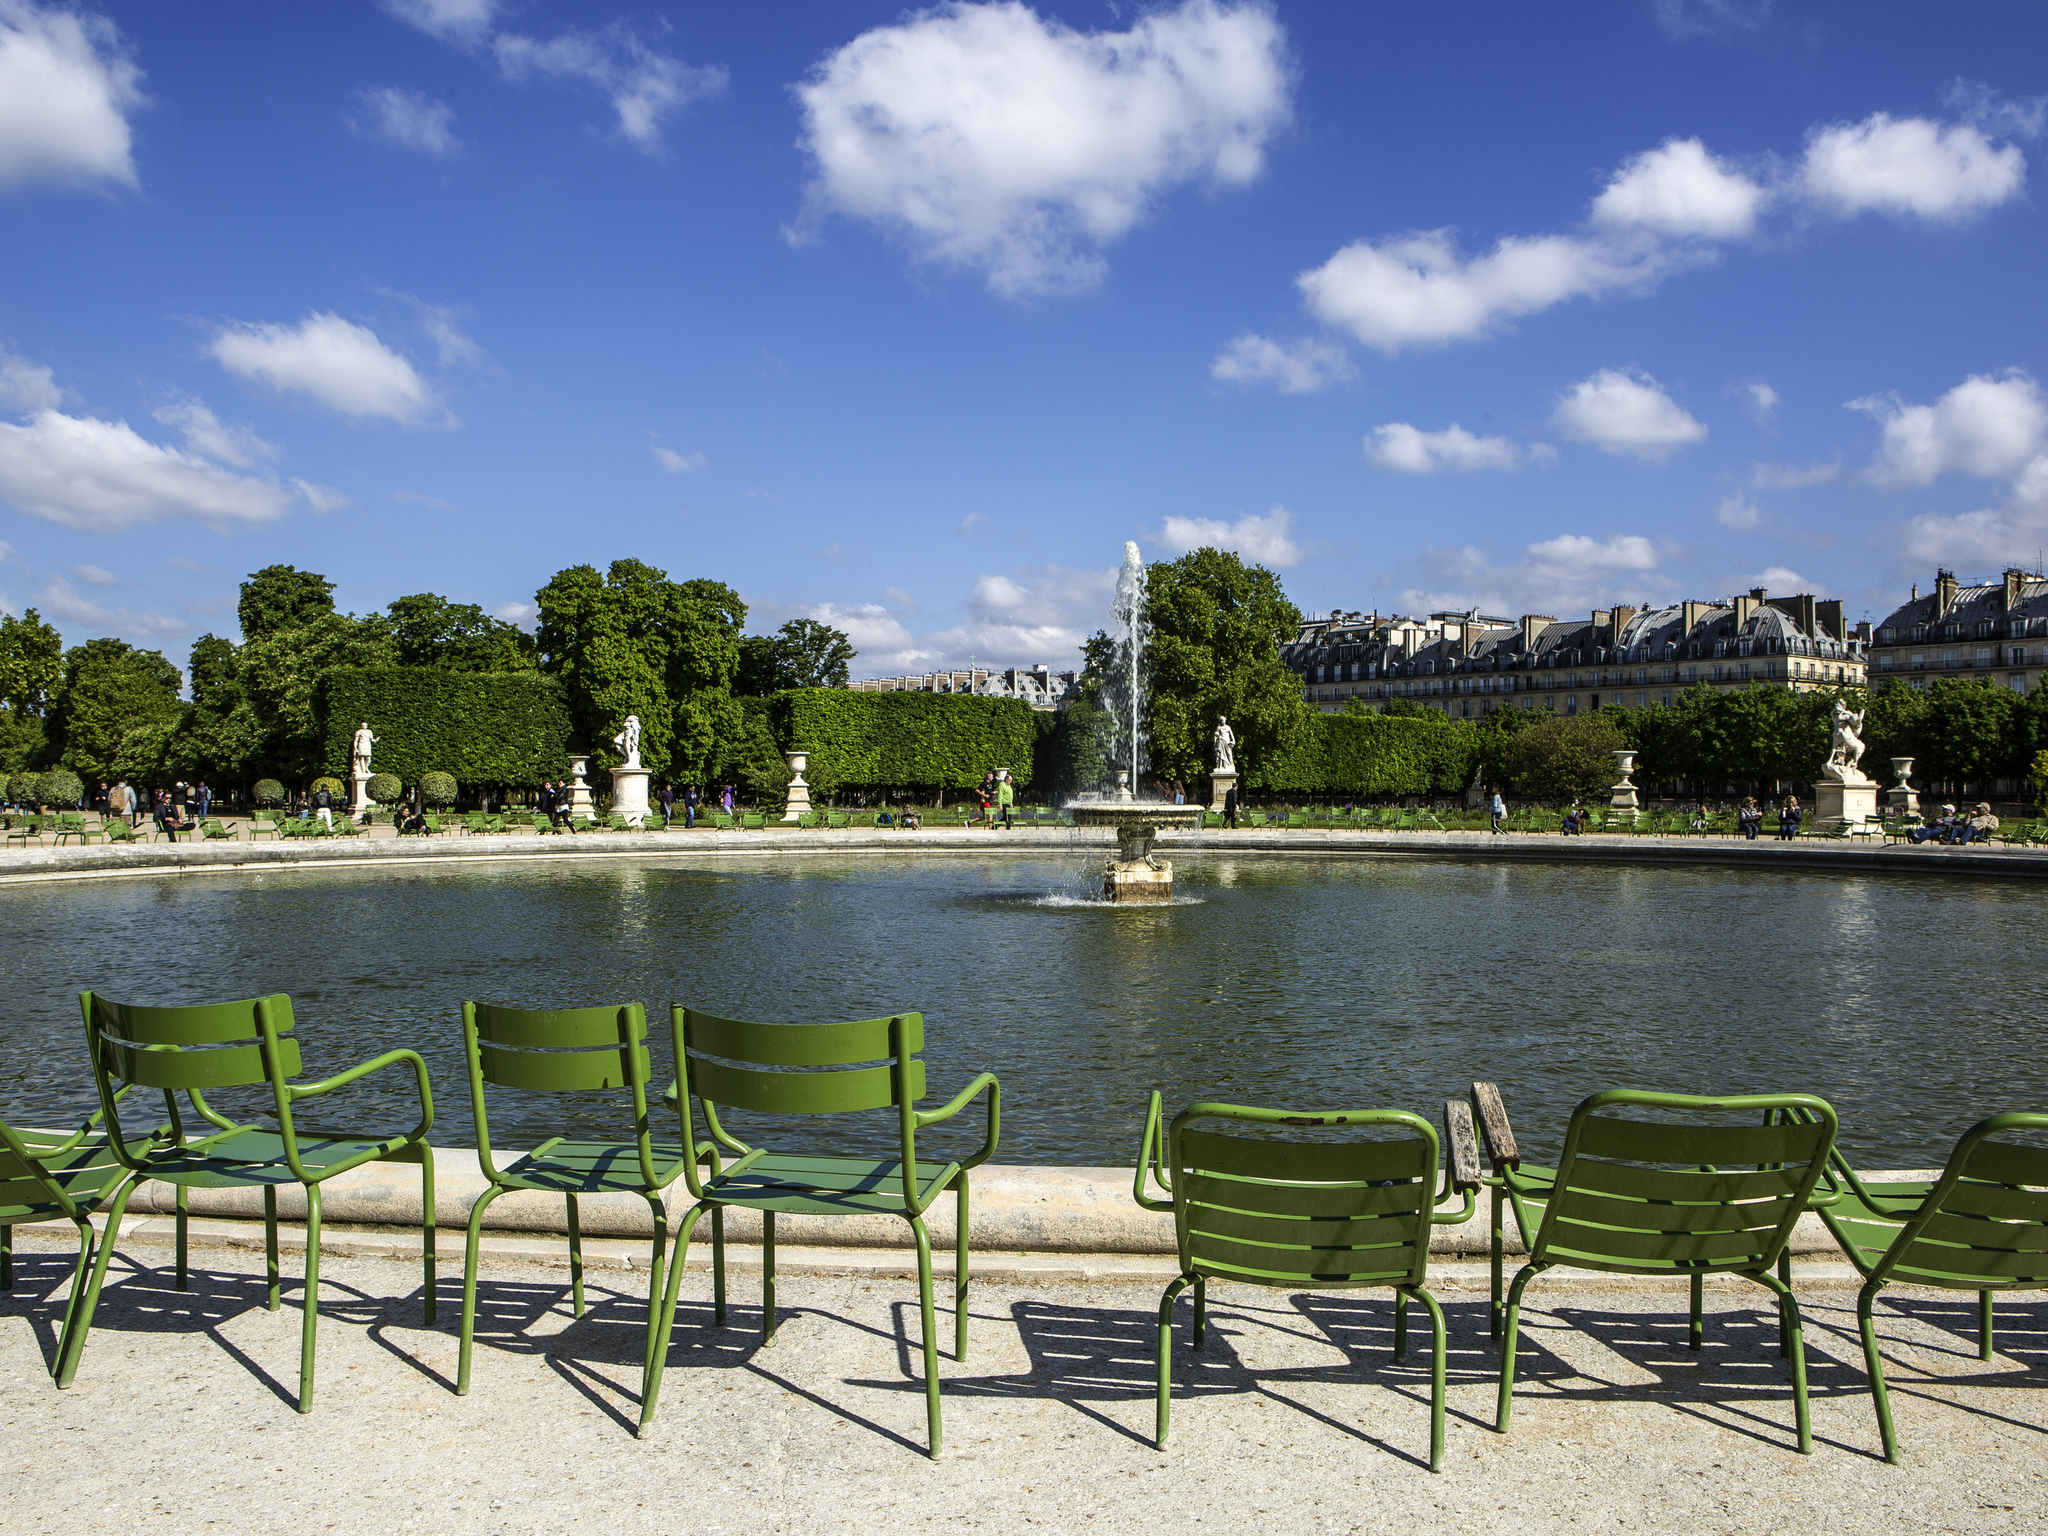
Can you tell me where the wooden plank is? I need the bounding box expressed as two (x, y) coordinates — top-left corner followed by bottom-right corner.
(1470, 1081), (1518, 1170)
(1444, 1098), (1482, 1193)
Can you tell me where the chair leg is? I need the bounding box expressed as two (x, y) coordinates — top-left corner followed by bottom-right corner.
(1192, 1275), (1207, 1349)
(762, 1210), (777, 1344)
(56, 1177), (136, 1388)
(711, 1206), (726, 1326)
(50, 1221), (94, 1381)
(1494, 1264), (1539, 1433)
(297, 1184), (322, 1413)
(911, 1215), (942, 1458)
(1754, 1268), (1811, 1454)
(1155, 1276), (1193, 1449)
(1, 1223), (11, 1290)
(1689, 1271), (1704, 1352)
(1859, 1281), (1899, 1464)
(640, 1204), (707, 1436)
(174, 1185), (189, 1292)
(1394, 1290), (1409, 1361)
(566, 1194), (585, 1317)
(456, 1184), (507, 1395)
(419, 1148), (436, 1327)
(1489, 1186), (1504, 1340)
(264, 1186), (280, 1309)
(643, 1197), (669, 1377)
(954, 1175), (970, 1361)
(1979, 1290), (1995, 1362)
(1411, 1285), (1448, 1473)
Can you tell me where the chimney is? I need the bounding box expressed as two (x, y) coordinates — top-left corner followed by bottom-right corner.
(1590, 608), (1612, 637)
(1855, 619), (1873, 644)
(1911, 582), (1918, 601)
(1681, 599), (1711, 638)
(2006, 568), (2026, 611)
(1936, 569), (1958, 614)
(1770, 593), (1818, 637)
(1520, 614), (1551, 652)
(1611, 604), (1639, 638)
(1815, 599), (1843, 642)
(1732, 590), (1758, 626)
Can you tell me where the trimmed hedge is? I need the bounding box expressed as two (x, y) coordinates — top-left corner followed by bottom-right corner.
(419, 771), (457, 808)
(252, 778), (285, 807)
(318, 668), (573, 788)
(766, 690), (1041, 797)
(1255, 712), (1478, 797)
(367, 771), (401, 803)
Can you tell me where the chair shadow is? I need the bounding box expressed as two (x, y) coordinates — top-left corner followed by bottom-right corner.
(1291, 1293), (1532, 1433)
(1807, 1293), (2048, 1449)
(1518, 1294), (1871, 1454)
(0, 1250), (84, 1373)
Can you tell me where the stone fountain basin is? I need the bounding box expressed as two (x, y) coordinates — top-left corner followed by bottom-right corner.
(1066, 801), (1207, 832)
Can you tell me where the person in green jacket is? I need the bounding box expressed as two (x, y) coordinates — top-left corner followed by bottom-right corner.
(997, 768), (1015, 831)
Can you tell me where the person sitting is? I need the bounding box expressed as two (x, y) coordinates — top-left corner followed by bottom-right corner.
(1909, 803), (1960, 844)
(1560, 805), (1584, 835)
(156, 803), (196, 840)
(1954, 802), (2000, 845)
(397, 807), (428, 835)
(901, 804), (921, 830)
(1737, 797), (1762, 840)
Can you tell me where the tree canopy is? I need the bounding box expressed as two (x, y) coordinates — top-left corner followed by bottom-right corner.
(47, 639), (183, 783)
(737, 617), (855, 694)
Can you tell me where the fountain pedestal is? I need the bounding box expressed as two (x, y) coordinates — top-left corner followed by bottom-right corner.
(1069, 801), (1206, 903)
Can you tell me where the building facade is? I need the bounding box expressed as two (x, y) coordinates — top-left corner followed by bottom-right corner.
(1284, 589), (1867, 718)
(848, 664), (1077, 710)
(1868, 568), (2048, 695)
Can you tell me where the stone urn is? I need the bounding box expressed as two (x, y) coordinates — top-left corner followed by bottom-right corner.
(782, 750), (812, 823)
(1886, 756), (1919, 818)
(1608, 749), (1640, 824)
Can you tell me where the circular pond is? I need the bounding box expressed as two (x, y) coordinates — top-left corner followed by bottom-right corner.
(4, 852), (2039, 1167)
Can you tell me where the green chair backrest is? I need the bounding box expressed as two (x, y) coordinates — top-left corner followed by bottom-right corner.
(1533, 1089), (1835, 1275)
(1166, 1104), (1439, 1288)
(78, 991), (302, 1166)
(0, 1118), (119, 1227)
(462, 1002), (671, 1187)
(1875, 1114), (2048, 1290)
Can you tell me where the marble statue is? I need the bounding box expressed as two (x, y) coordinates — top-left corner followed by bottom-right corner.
(1212, 716), (1236, 774)
(350, 721), (376, 778)
(612, 714), (642, 770)
(1824, 698), (1869, 783)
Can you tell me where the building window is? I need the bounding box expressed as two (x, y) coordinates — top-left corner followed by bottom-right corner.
(1911, 653), (1925, 669)
(1878, 654), (1893, 671)
(1943, 650), (1960, 668)
(1977, 648), (1993, 667)
(2010, 674), (2027, 692)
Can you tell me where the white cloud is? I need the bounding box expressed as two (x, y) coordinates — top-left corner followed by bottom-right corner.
(1525, 533), (1658, 571)
(1750, 458), (1839, 489)
(793, 0), (1291, 297)
(495, 25), (725, 150)
(973, 574), (1032, 612)
(0, 409), (309, 531)
(1851, 370), (2047, 487)
(349, 86), (457, 157)
(152, 399), (276, 468)
(495, 600), (535, 629)
(291, 479), (348, 514)
(208, 313), (444, 426)
(1801, 113), (2026, 223)
(958, 512), (986, 534)
(1299, 229), (1656, 353)
(1904, 454), (2048, 567)
(1365, 422), (1522, 474)
(0, 345), (60, 412)
(1742, 380), (1778, 423)
(651, 443), (705, 474)
(0, 0), (144, 189)
(379, 0), (496, 43)
(73, 562), (115, 585)
(809, 600), (933, 673)
(1209, 333), (1351, 394)
(35, 574), (181, 638)
(1943, 80), (2048, 142)
(1157, 504), (1301, 566)
(1592, 137), (1765, 238)
(1714, 493), (1761, 530)
(421, 305), (483, 367)
(1397, 532), (1669, 619)
(1552, 368), (1707, 461)
(1752, 565), (1808, 590)
(393, 488), (455, 512)
(1652, 0), (1773, 40)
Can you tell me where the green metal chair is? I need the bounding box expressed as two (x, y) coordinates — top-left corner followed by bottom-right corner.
(1132, 1094), (1482, 1469)
(1, 1099), (165, 1378)
(646, 1008), (999, 1455)
(1470, 1082), (1837, 1453)
(456, 1002), (720, 1427)
(1802, 1110), (2048, 1462)
(199, 818), (236, 843)
(67, 991), (436, 1409)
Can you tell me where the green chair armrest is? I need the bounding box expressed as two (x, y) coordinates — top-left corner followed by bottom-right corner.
(914, 1071), (1001, 1169)
(1132, 1088), (1173, 1211)
(285, 1047), (434, 1171)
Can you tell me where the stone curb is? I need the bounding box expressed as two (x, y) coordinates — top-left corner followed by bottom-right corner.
(2, 822), (2041, 886)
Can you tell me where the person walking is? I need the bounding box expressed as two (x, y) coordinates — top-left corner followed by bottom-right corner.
(107, 779), (128, 826)
(721, 784), (735, 817)
(172, 780), (189, 823)
(1489, 787), (1506, 835)
(1224, 782), (1239, 829)
(659, 781), (675, 823)
(684, 783), (699, 828)
(195, 781), (212, 823)
(313, 782), (333, 830)
(997, 769), (1015, 831)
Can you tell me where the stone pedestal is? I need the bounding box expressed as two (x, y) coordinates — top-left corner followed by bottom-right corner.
(349, 769), (374, 822)
(610, 765), (650, 826)
(567, 755), (595, 821)
(1608, 750), (1640, 826)
(1209, 770), (1237, 814)
(1816, 778), (1879, 830)
(1106, 822), (1172, 903)
(1886, 757), (1920, 819)
(782, 751), (811, 823)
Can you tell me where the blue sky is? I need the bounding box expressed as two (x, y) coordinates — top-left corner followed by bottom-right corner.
(3, 0), (2047, 678)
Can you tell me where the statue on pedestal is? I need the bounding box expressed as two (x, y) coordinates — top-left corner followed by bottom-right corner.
(1212, 717), (1236, 774)
(1823, 698), (1869, 784)
(611, 714), (642, 770)
(350, 722), (377, 779)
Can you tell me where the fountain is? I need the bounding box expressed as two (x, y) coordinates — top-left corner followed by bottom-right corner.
(1066, 542), (1204, 901)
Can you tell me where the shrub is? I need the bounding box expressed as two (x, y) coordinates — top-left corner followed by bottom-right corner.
(2034, 749), (2048, 816)
(36, 768), (84, 809)
(252, 777), (286, 808)
(767, 690), (1039, 798)
(7, 769), (39, 805)
(1256, 711), (1478, 798)
(318, 668), (572, 789)
(310, 776), (345, 804)
(367, 771), (402, 803)
(419, 771), (457, 808)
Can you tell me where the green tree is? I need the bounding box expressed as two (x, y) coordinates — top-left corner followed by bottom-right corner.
(386, 592), (538, 672)
(1500, 711), (1626, 802)
(238, 564), (337, 639)
(737, 618), (856, 694)
(0, 608), (63, 716)
(47, 639), (183, 783)
(239, 609), (395, 780)
(535, 560), (746, 780)
(1102, 546), (1309, 789)
(165, 633), (265, 784)
(1913, 678), (2022, 793)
